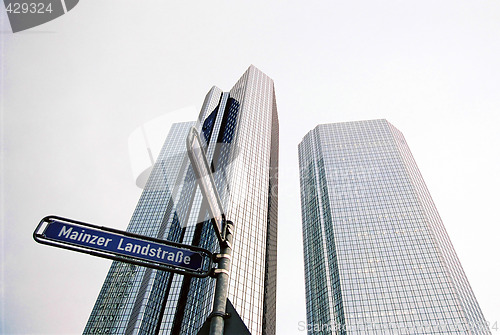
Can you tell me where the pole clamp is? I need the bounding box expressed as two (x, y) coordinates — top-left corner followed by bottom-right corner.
(213, 253), (232, 262)
(207, 311), (231, 320)
(210, 268), (230, 277)
(225, 224), (234, 236)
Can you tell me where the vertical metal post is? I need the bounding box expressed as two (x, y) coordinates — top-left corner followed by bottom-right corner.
(209, 221), (234, 335)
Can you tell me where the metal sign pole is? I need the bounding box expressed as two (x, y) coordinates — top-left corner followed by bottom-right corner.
(186, 127), (226, 244)
(186, 127), (237, 334)
(209, 221), (234, 335)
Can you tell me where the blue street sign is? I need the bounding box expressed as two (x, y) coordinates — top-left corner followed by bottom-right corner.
(34, 216), (213, 277)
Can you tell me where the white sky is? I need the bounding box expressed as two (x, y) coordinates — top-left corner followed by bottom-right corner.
(1, 1), (499, 334)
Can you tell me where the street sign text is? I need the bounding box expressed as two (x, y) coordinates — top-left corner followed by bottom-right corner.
(34, 216), (213, 277)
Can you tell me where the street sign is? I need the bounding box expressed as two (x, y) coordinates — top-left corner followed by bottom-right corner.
(34, 216), (213, 277)
(186, 127), (226, 243)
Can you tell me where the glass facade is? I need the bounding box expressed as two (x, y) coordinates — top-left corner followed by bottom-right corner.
(84, 65), (278, 335)
(299, 120), (490, 335)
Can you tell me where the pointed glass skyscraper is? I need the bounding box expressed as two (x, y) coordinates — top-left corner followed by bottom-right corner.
(299, 120), (490, 334)
(84, 66), (278, 335)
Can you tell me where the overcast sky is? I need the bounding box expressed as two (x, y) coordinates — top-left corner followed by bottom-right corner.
(2, 1), (499, 334)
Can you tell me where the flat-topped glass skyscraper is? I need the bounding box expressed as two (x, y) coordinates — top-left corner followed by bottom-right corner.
(299, 120), (490, 334)
(84, 65), (278, 335)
